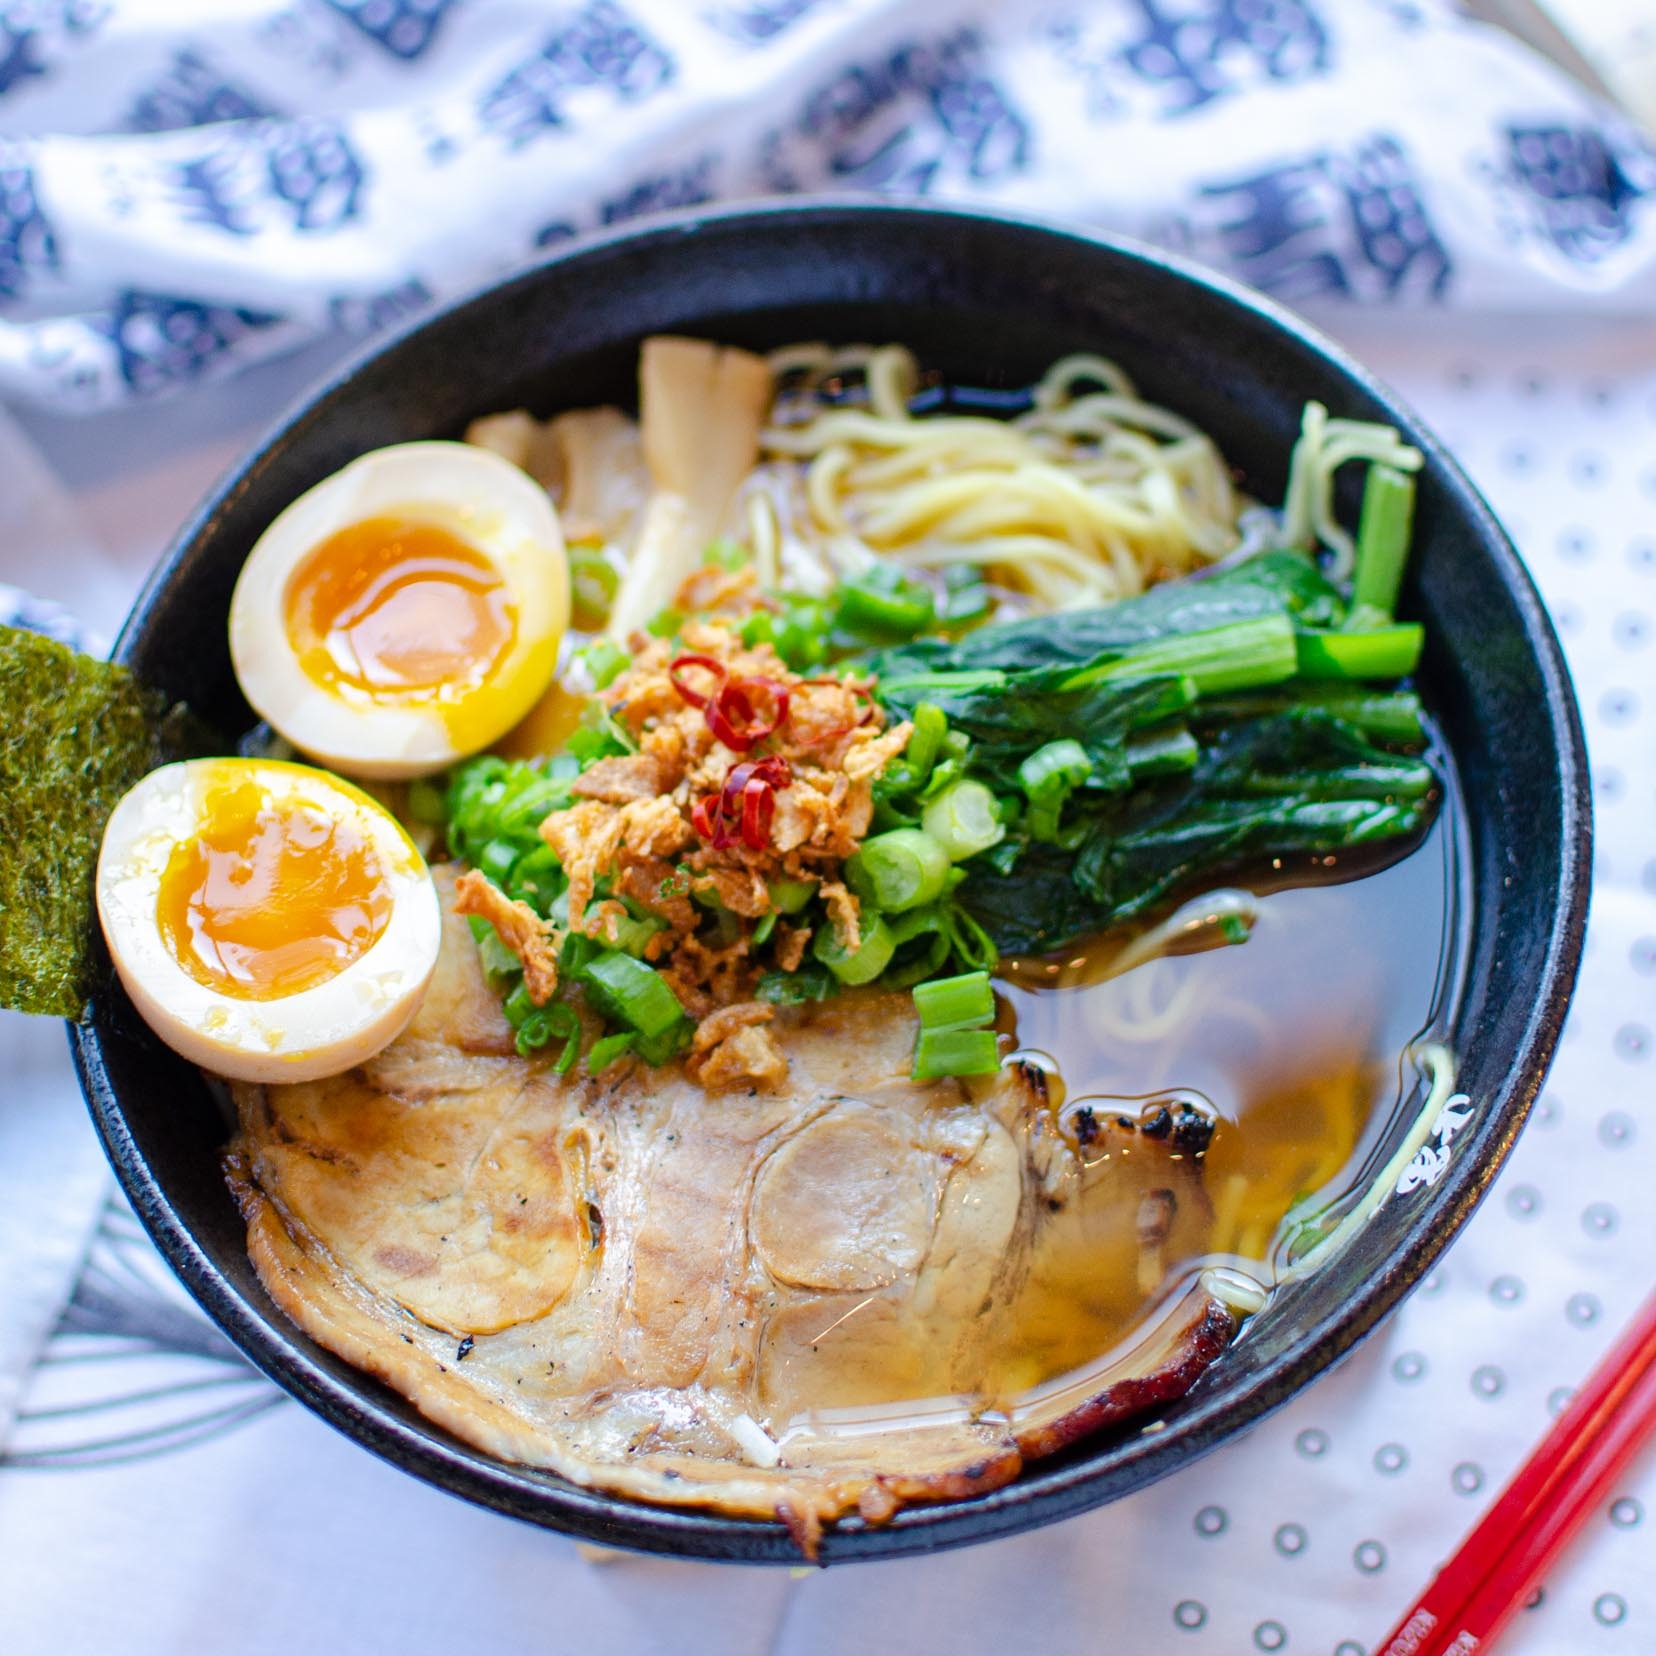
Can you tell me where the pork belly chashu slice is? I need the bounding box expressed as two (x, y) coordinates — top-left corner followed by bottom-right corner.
(227, 867), (1237, 1548)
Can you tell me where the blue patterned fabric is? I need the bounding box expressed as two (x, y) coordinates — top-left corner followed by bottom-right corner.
(0, 0), (1650, 410)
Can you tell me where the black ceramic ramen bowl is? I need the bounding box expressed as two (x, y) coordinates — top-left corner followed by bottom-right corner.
(71, 201), (1590, 1563)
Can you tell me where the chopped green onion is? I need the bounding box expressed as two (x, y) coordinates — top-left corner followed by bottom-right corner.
(756, 963), (838, 1005)
(565, 709), (633, 764)
(768, 876), (816, 914)
(587, 1032), (636, 1074)
(515, 1000), (581, 1068)
(915, 733), (972, 803)
(903, 702), (948, 784)
(476, 927), (521, 988)
(579, 638), (630, 690)
(1295, 623), (1424, 681)
(570, 548), (620, 629)
(606, 908), (666, 959)
(913, 969), (994, 1031)
(922, 779), (1006, 861)
(1350, 465), (1416, 622)
(635, 1019), (692, 1065)
(813, 911), (896, 985)
(752, 910), (778, 946)
(912, 1027), (1000, 1081)
(478, 838), (520, 885)
(833, 566), (935, 641)
(579, 950), (684, 1038)
(844, 828), (950, 914)
(880, 905), (953, 988)
(1018, 739), (1093, 842)
(503, 979), (538, 1030)
(496, 776), (574, 834)
(559, 930), (601, 979)
(645, 607), (684, 639)
(506, 844), (565, 916)
(945, 903), (999, 971)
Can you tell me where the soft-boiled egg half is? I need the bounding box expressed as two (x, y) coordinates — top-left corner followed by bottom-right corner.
(97, 758), (441, 1084)
(230, 441), (569, 779)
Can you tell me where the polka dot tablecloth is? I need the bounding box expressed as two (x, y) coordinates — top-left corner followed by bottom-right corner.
(0, 314), (1652, 1656)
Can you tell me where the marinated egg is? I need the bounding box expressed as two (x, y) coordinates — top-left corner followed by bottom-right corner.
(230, 441), (569, 779)
(97, 758), (441, 1083)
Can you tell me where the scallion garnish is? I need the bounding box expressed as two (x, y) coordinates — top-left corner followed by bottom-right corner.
(579, 950), (685, 1039)
(812, 912), (896, 985)
(921, 779), (1005, 861)
(844, 827), (950, 913)
(1350, 464), (1416, 623)
(768, 876), (816, 914)
(569, 548), (620, 629)
(881, 905), (954, 987)
(578, 637), (630, 690)
(587, 1031), (636, 1074)
(515, 1000), (581, 1069)
(913, 969), (995, 1031)
(502, 978), (538, 1029)
(902, 701), (948, 784)
(912, 1027), (1000, 1081)
(1017, 739), (1093, 843)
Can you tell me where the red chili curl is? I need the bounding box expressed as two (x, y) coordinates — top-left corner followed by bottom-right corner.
(692, 755), (792, 851)
(669, 654), (725, 709)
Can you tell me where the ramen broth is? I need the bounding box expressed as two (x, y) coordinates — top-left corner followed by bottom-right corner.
(973, 795), (1458, 1403)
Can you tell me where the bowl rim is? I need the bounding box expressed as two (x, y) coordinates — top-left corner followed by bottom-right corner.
(71, 196), (1593, 1564)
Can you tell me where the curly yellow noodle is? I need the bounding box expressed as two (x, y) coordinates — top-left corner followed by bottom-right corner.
(760, 342), (1252, 605)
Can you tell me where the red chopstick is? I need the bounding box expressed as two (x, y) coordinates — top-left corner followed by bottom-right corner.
(1375, 1287), (1656, 1656)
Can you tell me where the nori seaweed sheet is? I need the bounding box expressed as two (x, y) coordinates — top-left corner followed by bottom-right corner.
(1, 625), (164, 1019)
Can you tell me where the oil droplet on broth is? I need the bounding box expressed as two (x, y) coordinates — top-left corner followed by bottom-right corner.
(284, 515), (516, 703)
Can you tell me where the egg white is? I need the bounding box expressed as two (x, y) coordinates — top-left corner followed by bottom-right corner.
(230, 441), (569, 780)
(97, 758), (442, 1084)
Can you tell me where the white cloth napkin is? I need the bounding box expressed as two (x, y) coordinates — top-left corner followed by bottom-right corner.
(1, 0), (1654, 411)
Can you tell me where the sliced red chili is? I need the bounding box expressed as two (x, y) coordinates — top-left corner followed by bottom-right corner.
(669, 654), (725, 709)
(706, 675), (790, 751)
(691, 792), (724, 845)
(740, 776), (774, 851)
(691, 755), (792, 852)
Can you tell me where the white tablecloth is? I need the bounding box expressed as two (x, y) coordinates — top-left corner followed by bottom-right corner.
(0, 307), (1651, 1655)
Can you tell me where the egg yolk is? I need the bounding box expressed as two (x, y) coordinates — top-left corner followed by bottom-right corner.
(285, 515), (516, 701)
(157, 778), (393, 1001)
